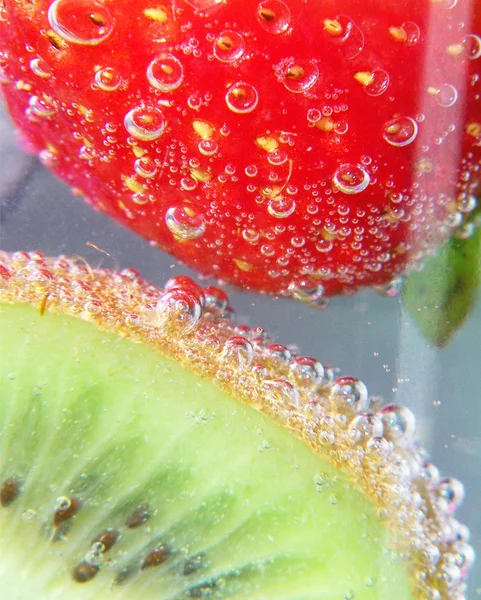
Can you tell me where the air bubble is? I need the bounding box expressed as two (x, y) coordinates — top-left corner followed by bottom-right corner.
(198, 139), (218, 156)
(225, 82), (258, 114)
(379, 404), (416, 446)
(437, 84), (458, 107)
(29, 95), (55, 117)
(267, 150), (288, 165)
(48, 0), (114, 46)
(242, 228), (260, 244)
(307, 108), (321, 123)
(245, 165), (258, 177)
(333, 164), (370, 194)
(330, 377), (369, 414)
(256, 0), (291, 35)
(348, 413), (384, 444)
(359, 69), (390, 96)
(289, 356), (325, 388)
(382, 117), (418, 147)
(131, 193), (152, 205)
(156, 288), (202, 331)
(267, 196), (296, 219)
(463, 34), (481, 60)
(30, 57), (52, 79)
(437, 478), (465, 513)
(94, 67), (121, 91)
(283, 61), (319, 93)
(288, 278), (324, 303)
(375, 277), (404, 297)
(124, 106), (166, 141)
(147, 54), (184, 92)
(221, 337), (254, 366)
(134, 156), (157, 178)
(323, 16), (364, 59)
(390, 22), (420, 47)
(165, 206), (206, 239)
(213, 31), (245, 62)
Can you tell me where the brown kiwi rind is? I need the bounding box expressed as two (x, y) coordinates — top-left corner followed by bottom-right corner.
(0, 250), (475, 599)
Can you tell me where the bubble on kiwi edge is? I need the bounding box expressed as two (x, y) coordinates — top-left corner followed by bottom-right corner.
(0, 250), (475, 599)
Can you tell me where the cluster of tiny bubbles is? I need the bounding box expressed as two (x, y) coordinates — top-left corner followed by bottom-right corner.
(213, 30), (245, 62)
(283, 61), (319, 93)
(28, 95), (55, 118)
(289, 356), (325, 389)
(362, 69), (390, 96)
(436, 83), (458, 108)
(124, 106), (166, 141)
(165, 205), (206, 240)
(147, 54), (184, 92)
(378, 404), (416, 447)
(256, 0), (291, 35)
(134, 156), (157, 178)
(220, 336), (254, 366)
(262, 378), (301, 408)
(225, 82), (259, 114)
(332, 164), (370, 194)
(347, 412), (384, 445)
(47, 0), (114, 46)
(323, 15), (365, 60)
(94, 66), (122, 91)
(329, 376), (370, 414)
(198, 138), (219, 156)
(375, 276), (404, 297)
(382, 116), (419, 147)
(30, 57), (52, 79)
(463, 33), (481, 59)
(267, 195), (296, 218)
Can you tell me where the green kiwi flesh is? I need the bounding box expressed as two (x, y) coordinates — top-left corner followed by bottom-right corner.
(0, 252), (474, 599)
(1, 302), (410, 599)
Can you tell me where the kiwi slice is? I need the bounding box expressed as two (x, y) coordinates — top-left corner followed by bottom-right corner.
(0, 251), (474, 600)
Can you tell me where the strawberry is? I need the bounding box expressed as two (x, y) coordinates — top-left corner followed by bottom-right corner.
(0, 0), (480, 301)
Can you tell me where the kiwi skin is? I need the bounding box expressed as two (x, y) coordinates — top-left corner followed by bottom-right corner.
(0, 250), (475, 599)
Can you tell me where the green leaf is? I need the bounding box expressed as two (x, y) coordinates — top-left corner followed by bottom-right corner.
(403, 210), (481, 348)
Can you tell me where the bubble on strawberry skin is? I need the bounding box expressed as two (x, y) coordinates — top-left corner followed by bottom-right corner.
(225, 82), (259, 114)
(165, 206), (206, 239)
(29, 57), (52, 79)
(124, 106), (166, 141)
(267, 196), (296, 218)
(382, 116), (418, 147)
(28, 95), (56, 118)
(147, 54), (184, 92)
(48, 0), (114, 46)
(213, 31), (245, 62)
(332, 164), (370, 194)
(256, 0), (291, 35)
(282, 61), (319, 93)
(463, 34), (481, 60)
(94, 67), (122, 91)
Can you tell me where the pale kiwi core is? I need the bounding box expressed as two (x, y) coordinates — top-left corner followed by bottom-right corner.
(0, 303), (411, 599)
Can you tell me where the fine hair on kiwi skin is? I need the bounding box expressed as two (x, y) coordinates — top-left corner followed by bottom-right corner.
(0, 251), (474, 600)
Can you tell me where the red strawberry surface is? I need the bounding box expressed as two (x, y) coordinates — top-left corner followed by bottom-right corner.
(0, 0), (480, 301)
